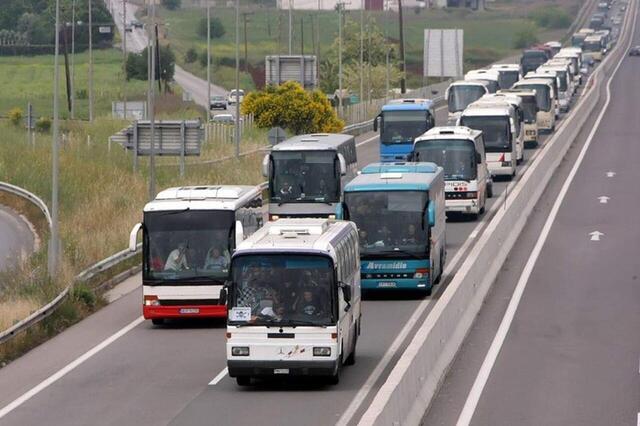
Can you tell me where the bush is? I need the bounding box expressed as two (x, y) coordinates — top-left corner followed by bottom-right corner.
(75, 89), (88, 100)
(198, 49), (208, 68)
(35, 116), (51, 133)
(529, 7), (572, 29)
(8, 107), (23, 127)
(197, 16), (226, 39)
(185, 47), (198, 63)
(161, 0), (182, 10)
(126, 46), (176, 83)
(242, 81), (344, 134)
(513, 24), (539, 49)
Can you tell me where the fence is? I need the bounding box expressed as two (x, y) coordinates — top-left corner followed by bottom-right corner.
(205, 114), (255, 145)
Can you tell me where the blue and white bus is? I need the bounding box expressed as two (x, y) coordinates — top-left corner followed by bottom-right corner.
(373, 99), (436, 163)
(337, 162), (446, 295)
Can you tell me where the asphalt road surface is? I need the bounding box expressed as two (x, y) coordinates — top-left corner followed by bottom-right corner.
(0, 205), (34, 273)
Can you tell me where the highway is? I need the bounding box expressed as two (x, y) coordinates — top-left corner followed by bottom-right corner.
(0, 205), (34, 272)
(0, 87), (573, 425)
(423, 2), (640, 425)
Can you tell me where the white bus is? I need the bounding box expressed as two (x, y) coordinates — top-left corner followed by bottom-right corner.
(464, 69), (500, 93)
(474, 93), (525, 164)
(546, 58), (579, 93)
(129, 185), (264, 325)
(536, 65), (573, 112)
(525, 71), (561, 118)
(583, 35), (605, 62)
(413, 126), (492, 218)
(498, 88), (540, 147)
(458, 103), (518, 178)
(513, 79), (556, 133)
(263, 133), (357, 220)
(445, 80), (489, 124)
(490, 64), (522, 89)
(226, 218), (361, 385)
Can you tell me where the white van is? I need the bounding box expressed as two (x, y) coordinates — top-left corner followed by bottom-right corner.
(413, 126), (493, 218)
(445, 80), (489, 124)
(464, 69), (500, 93)
(226, 218), (361, 385)
(513, 79), (556, 133)
(458, 103), (518, 178)
(498, 88), (540, 147)
(490, 64), (522, 89)
(474, 93), (525, 164)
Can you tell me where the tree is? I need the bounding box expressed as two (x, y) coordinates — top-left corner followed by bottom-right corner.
(184, 47), (198, 63)
(242, 81), (344, 134)
(161, 0), (182, 10)
(197, 16), (225, 39)
(126, 46), (176, 85)
(343, 63), (402, 100)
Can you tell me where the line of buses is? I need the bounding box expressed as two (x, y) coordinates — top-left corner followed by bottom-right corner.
(126, 38), (598, 386)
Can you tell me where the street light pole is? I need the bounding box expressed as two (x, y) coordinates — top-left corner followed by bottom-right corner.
(70, 0), (76, 119)
(398, 0), (406, 94)
(338, 2), (343, 112)
(123, 0), (127, 119)
(234, 0), (240, 157)
(360, 0), (364, 105)
(50, 0), (61, 278)
(149, 0), (157, 199)
(207, 2), (211, 118)
(288, 0), (293, 55)
(88, 0), (94, 121)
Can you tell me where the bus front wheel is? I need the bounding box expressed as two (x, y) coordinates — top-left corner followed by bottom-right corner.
(151, 319), (164, 326)
(236, 376), (251, 386)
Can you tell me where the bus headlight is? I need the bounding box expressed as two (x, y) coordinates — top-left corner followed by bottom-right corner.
(231, 347), (250, 356)
(270, 215), (280, 221)
(313, 347), (332, 357)
(414, 268), (429, 279)
(466, 191), (478, 199)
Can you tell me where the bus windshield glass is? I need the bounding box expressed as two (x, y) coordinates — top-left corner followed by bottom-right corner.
(270, 150), (339, 204)
(520, 96), (539, 123)
(345, 190), (429, 258)
(381, 110), (429, 144)
(414, 139), (477, 181)
(229, 254), (335, 326)
(572, 34), (586, 46)
(517, 84), (551, 111)
(583, 40), (601, 52)
(144, 210), (234, 284)
(460, 115), (511, 152)
(448, 85), (485, 113)
(498, 71), (520, 89)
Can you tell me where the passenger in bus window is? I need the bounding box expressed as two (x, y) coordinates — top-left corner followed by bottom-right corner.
(403, 224), (418, 245)
(164, 242), (189, 271)
(204, 247), (227, 269)
(298, 289), (323, 317)
(279, 179), (295, 198)
(150, 247), (164, 272)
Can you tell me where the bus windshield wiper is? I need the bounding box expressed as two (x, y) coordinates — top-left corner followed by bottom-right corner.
(376, 248), (424, 260)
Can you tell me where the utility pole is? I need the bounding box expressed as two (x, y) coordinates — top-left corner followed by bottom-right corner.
(398, 0), (406, 94)
(89, 0), (94, 121)
(288, 0), (293, 55)
(71, 0), (76, 119)
(123, 0), (127, 120)
(242, 12), (252, 71)
(207, 2), (211, 117)
(234, 0), (240, 157)
(50, 0), (61, 278)
(149, 0), (157, 199)
(62, 25), (73, 113)
(300, 16), (304, 55)
(338, 1), (343, 112)
(360, 0), (364, 103)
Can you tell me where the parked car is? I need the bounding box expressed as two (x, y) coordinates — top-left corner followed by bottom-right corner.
(227, 89), (245, 106)
(131, 20), (143, 29)
(211, 113), (235, 124)
(210, 95), (227, 110)
(629, 46), (640, 56)
(124, 24), (133, 32)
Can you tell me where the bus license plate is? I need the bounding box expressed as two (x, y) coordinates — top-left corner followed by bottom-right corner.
(378, 282), (397, 288)
(274, 369), (290, 375)
(179, 308), (200, 314)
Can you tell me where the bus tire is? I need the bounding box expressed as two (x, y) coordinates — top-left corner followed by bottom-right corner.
(236, 376), (251, 386)
(152, 319), (164, 326)
(328, 357), (342, 385)
(345, 335), (357, 366)
(487, 183), (494, 198)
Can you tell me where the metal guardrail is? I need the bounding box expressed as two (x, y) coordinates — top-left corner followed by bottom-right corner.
(0, 182), (52, 230)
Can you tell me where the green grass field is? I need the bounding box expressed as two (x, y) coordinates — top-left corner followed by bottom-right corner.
(0, 49), (148, 121)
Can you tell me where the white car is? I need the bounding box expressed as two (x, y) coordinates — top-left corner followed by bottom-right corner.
(227, 89), (245, 106)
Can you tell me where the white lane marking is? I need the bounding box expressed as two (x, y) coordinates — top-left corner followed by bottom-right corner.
(455, 7), (634, 421)
(606, 171), (616, 177)
(637, 412), (639, 426)
(598, 196), (610, 203)
(356, 134), (378, 147)
(208, 367), (229, 386)
(0, 316), (144, 419)
(589, 231), (604, 241)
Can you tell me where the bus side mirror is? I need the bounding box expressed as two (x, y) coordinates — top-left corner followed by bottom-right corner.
(476, 152), (482, 164)
(129, 223), (142, 252)
(373, 114), (380, 132)
(219, 286), (228, 305)
(261, 154), (271, 178)
(341, 283), (352, 304)
(335, 202), (344, 219)
(235, 221), (245, 247)
(510, 119), (516, 135)
(444, 88), (449, 99)
(337, 153), (347, 176)
(427, 201), (436, 227)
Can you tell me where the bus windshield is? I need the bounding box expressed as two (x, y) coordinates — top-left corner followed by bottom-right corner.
(270, 150), (340, 204)
(520, 96), (539, 123)
(497, 71), (520, 90)
(381, 110), (430, 144)
(516, 84), (551, 111)
(144, 210), (234, 284)
(583, 40), (601, 52)
(414, 139), (477, 181)
(345, 190), (429, 258)
(460, 115), (511, 152)
(448, 85), (486, 113)
(229, 254), (335, 326)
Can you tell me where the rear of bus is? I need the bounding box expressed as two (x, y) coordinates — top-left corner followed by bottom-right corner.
(499, 89), (540, 147)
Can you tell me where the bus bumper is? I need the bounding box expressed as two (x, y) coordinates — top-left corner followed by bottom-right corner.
(228, 360), (339, 378)
(143, 304), (227, 319)
(361, 278), (431, 291)
(380, 154), (411, 162)
(446, 199), (481, 214)
(487, 162), (516, 176)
